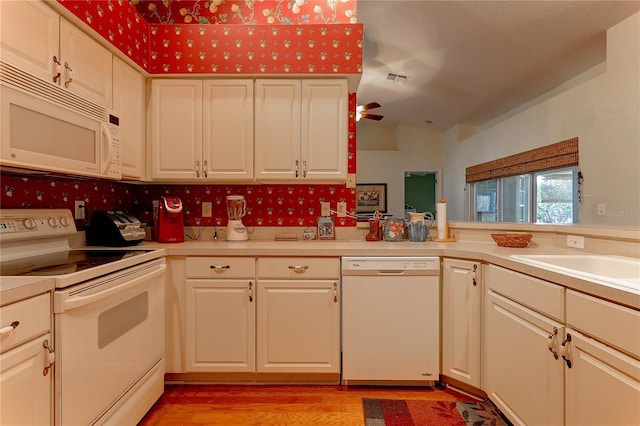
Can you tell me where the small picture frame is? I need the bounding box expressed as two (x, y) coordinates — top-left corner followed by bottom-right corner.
(356, 183), (387, 213)
(317, 216), (335, 240)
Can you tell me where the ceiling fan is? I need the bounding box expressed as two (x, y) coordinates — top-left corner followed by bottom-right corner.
(356, 102), (383, 121)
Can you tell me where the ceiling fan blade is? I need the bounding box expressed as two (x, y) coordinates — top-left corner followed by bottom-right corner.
(361, 113), (384, 121)
(357, 102), (381, 111)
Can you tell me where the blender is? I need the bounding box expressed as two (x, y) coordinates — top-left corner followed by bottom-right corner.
(226, 195), (248, 241)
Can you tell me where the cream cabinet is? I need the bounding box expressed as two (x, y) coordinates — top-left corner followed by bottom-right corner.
(483, 265), (565, 426)
(256, 257), (340, 373)
(150, 79), (254, 181)
(113, 57), (145, 179)
(442, 258), (482, 388)
(254, 79), (348, 182)
(0, 1), (113, 108)
(564, 290), (640, 426)
(0, 292), (54, 426)
(185, 257), (256, 372)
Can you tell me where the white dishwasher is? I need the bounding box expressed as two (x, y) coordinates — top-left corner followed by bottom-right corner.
(341, 256), (440, 385)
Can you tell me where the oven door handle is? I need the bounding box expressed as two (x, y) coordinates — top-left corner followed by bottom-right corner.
(63, 264), (166, 311)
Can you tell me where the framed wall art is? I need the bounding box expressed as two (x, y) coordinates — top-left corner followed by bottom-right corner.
(356, 183), (387, 213)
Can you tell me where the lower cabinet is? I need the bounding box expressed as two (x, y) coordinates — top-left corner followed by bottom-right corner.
(0, 292), (53, 426)
(442, 258), (482, 388)
(185, 257), (255, 372)
(256, 257), (341, 373)
(180, 256), (340, 377)
(484, 264), (640, 426)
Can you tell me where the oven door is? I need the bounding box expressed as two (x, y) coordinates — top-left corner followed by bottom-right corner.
(53, 259), (166, 426)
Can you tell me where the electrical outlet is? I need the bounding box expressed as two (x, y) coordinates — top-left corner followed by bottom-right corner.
(321, 201), (330, 216)
(567, 235), (585, 249)
(346, 173), (356, 188)
(74, 201), (85, 219)
(202, 201), (212, 217)
(337, 201), (347, 217)
(597, 203), (606, 216)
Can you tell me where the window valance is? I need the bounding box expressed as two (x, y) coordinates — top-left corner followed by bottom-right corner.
(465, 137), (579, 183)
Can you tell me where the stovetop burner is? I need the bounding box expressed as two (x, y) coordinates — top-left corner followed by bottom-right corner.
(0, 249), (154, 277)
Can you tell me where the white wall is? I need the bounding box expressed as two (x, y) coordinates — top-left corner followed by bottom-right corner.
(442, 12), (640, 227)
(357, 123), (443, 218)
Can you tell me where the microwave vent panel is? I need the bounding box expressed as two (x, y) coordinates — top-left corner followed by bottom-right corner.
(0, 60), (107, 122)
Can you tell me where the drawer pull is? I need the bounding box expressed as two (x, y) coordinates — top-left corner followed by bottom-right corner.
(210, 265), (231, 273)
(43, 339), (55, 376)
(248, 281), (253, 302)
(288, 265), (309, 274)
(0, 321), (19, 337)
(333, 282), (338, 303)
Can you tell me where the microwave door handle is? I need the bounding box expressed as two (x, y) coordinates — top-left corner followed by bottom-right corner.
(101, 122), (114, 174)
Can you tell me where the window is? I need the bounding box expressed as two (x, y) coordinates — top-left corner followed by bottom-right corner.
(470, 167), (579, 223)
(466, 138), (580, 224)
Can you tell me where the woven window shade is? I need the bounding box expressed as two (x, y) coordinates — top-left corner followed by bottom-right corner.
(466, 137), (579, 183)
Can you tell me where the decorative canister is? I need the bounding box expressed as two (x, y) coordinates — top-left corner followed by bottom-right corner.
(303, 228), (316, 240)
(408, 212), (425, 223)
(383, 217), (405, 241)
(365, 217), (381, 241)
(408, 221), (428, 242)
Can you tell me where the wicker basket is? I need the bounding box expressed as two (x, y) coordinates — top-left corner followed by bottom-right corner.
(491, 233), (533, 248)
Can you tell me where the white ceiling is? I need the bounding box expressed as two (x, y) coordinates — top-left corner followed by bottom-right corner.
(356, 0), (640, 131)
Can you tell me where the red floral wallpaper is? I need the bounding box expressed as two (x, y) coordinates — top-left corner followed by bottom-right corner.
(56, 0), (362, 75)
(7, 1), (362, 230)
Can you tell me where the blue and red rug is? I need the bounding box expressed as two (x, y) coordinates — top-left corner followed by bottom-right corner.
(362, 398), (511, 426)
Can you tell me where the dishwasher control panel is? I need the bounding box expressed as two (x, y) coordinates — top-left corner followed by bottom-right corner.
(342, 256), (440, 272)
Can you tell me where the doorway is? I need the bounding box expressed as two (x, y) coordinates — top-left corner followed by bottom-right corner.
(404, 172), (437, 218)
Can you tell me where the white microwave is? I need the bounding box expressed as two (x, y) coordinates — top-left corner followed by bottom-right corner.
(0, 61), (121, 179)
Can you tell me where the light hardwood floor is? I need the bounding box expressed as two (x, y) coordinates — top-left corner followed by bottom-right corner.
(138, 384), (473, 425)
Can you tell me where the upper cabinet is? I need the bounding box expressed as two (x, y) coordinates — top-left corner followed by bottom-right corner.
(149, 79), (254, 181)
(254, 79), (348, 182)
(0, 1), (112, 109)
(113, 57), (145, 179)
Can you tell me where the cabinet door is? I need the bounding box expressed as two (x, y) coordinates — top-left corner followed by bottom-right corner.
(484, 290), (564, 426)
(0, 0), (59, 82)
(564, 328), (640, 426)
(442, 258), (481, 387)
(113, 57), (145, 179)
(150, 80), (202, 180)
(0, 335), (52, 426)
(59, 19), (112, 108)
(256, 279), (340, 373)
(301, 80), (348, 180)
(185, 279), (255, 372)
(254, 80), (301, 180)
(202, 80), (253, 181)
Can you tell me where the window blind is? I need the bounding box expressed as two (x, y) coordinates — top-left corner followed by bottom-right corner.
(465, 137), (579, 183)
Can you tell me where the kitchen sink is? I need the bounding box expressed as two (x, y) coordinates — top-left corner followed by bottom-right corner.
(510, 254), (640, 294)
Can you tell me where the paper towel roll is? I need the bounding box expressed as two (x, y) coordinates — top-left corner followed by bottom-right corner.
(436, 201), (447, 240)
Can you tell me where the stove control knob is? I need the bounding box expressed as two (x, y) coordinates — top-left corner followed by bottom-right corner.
(22, 218), (37, 230)
(59, 216), (70, 227)
(47, 217), (58, 227)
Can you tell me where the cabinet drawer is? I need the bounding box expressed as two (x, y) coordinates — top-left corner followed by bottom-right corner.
(257, 257), (339, 279)
(484, 265), (564, 321)
(567, 289), (640, 357)
(0, 293), (50, 353)
(186, 257), (255, 279)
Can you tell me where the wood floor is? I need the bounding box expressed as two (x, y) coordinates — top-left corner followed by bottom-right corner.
(138, 384), (474, 425)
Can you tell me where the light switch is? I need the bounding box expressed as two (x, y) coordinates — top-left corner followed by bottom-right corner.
(321, 202), (330, 216)
(202, 202), (212, 217)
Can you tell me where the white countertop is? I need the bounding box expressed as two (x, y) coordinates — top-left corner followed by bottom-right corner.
(1, 276), (55, 306)
(144, 238), (640, 309)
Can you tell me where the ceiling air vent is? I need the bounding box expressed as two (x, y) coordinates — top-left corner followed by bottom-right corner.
(386, 73), (408, 84)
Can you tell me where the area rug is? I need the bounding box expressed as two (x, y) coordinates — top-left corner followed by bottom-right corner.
(362, 398), (511, 426)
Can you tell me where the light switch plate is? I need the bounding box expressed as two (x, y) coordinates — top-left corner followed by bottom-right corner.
(202, 201), (212, 217)
(337, 201), (347, 217)
(346, 174), (356, 188)
(321, 202), (330, 216)
(75, 200), (85, 219)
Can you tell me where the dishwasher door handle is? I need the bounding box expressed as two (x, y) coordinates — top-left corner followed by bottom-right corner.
(376, 270), (406, 275)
